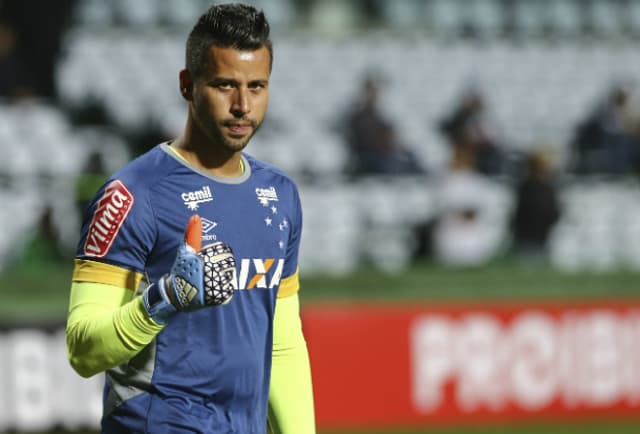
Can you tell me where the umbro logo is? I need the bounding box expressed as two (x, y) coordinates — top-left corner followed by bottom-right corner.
(201, 217), (218, 233)
(201, 217), (218, 242)
(182, 186), (213, 211)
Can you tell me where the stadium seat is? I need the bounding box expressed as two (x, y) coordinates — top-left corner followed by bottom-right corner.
(428, 0), (465, 38)
(378, 0), (425, 28)
(259, 0), (295, 28)
(587, 0), (623, 38)
(113, 0), (158, 27)
(544, 0), (582, 39)
(511, 0), (545, 38)
(465, 0), (504, 39)
(157, 0), (204, 27)
(308, 0), (359, 34)
(627, 0), (640, 36)
(298, 185), (362, 274)
(72, 0), (114, 27)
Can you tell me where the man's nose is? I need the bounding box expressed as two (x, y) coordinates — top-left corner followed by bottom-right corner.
(231, 88), (250, 117)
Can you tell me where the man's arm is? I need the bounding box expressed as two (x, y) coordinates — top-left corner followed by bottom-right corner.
(268, 292), (315, 434)
(67, 216), (236, 377)
(66, 280), (164, 378)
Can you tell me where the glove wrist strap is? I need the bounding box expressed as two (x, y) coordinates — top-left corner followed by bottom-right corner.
(142, 278), (178, 325)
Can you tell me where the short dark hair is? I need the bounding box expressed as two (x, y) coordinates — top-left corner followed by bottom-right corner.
(186, 3), (272, 78)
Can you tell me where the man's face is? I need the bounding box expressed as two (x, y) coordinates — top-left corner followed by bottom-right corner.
(189, 45), (270, 153)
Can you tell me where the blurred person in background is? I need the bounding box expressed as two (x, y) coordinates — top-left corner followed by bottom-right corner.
(0, 20), (34, 98)
(439, 86), (505, 176)
(570, 83), (640, 176)
(511, 151), (561, 260)
(14, 204), (66, 266)
(340, 73), (425, 175)
(65, 3), (315, 433)
(74, 150), (108, 223)
(430, 142), (509, 266)
(0, 0), (75, 99)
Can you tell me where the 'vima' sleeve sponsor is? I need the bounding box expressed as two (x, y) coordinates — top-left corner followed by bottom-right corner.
(77, 178), (156, 275)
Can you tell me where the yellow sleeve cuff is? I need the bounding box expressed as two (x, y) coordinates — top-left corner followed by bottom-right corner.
(73, 259), (144, 291)
(277, 267), (300, 298)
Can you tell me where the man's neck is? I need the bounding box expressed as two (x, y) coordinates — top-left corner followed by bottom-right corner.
(173, 133), (244, 178)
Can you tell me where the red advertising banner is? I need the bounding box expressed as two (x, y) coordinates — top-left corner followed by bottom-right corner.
(302, 300), (640, 430)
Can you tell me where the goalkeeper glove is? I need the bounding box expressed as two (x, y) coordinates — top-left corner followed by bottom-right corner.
(142, 214), (236, 324)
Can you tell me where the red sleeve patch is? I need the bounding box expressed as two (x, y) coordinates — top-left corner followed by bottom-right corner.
(83, 180), (134, 258)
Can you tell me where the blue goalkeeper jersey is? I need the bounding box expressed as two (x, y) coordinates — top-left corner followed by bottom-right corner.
(75, 143), (302, 434)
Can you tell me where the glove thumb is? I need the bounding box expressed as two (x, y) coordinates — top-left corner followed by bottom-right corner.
(185, 214), (202, 253)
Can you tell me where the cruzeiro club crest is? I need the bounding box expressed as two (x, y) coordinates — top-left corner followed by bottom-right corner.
(255, 186), (278, 207)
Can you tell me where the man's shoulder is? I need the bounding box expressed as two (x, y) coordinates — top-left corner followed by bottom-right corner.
(111, 144), (177, 193)
(245, 153), (299, 190)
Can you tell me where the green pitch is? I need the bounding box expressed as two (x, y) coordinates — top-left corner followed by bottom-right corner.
(300, 258), (640, 302)
(1, 257), (640, 323)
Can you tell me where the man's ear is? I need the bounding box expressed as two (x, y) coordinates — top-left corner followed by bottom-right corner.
(179, 69), (193, 101)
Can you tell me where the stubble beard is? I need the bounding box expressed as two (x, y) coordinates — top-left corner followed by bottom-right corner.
(218, 121), (260, 153)
(213, 125), (251, 153)
(196, 115), (262, 154)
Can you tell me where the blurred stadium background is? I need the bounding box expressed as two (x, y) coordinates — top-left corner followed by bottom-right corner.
(1, 0), (640, 433)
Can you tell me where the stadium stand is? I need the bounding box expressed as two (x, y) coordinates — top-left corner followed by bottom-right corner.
(2, 0), (640, 274)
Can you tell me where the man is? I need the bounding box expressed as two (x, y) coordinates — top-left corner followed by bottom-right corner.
(342, 74), (424, 175)
(66, 4), (315, 433)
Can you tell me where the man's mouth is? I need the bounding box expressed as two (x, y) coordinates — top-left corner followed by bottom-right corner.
(224, 121), (254, 136)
